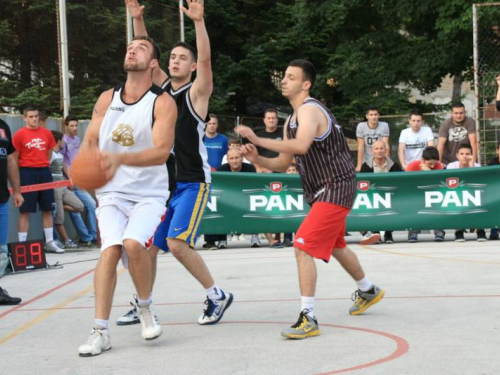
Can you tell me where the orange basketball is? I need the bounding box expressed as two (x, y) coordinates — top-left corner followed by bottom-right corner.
(70, 149), (109, 190)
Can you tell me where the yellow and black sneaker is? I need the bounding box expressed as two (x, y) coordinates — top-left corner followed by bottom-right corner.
(281, 310), (320, 339)
(349, 285), (385, 315)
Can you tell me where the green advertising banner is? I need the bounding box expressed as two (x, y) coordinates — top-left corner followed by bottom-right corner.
(198, 166), (500, 234)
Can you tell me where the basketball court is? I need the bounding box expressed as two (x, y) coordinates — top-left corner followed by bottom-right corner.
(0, 232), (498, 374)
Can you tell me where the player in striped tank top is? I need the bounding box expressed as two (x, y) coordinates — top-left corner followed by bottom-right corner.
(78, 36), (177, 356)
(236, 59), (385, 339)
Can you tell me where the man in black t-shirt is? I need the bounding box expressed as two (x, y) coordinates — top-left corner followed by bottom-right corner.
(255, 108), (283, 161)
(0, 119), (24, 305)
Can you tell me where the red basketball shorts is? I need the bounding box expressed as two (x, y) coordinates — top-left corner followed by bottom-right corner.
(294, 202), (350, 262)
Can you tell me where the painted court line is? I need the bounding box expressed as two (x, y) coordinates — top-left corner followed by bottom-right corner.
(361, 245), (500, 265)
(0, 268), (95, 321)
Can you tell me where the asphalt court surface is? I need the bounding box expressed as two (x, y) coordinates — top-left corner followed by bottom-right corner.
(1, 231), (499, 375)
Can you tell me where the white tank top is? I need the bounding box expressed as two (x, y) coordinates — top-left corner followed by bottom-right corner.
(96, 84), (170, 202)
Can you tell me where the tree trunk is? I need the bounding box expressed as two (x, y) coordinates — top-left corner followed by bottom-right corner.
(452, 74), (462, 102)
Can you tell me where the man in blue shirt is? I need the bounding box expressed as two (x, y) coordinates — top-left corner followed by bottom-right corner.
(204, 114), (228, 169)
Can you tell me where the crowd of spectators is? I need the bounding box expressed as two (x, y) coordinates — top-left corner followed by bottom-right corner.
(1, 97), (499, 268)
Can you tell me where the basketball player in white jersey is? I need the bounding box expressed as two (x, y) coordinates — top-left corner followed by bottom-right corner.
(119, 0), (233, 327)
(78, 36), (177, 356)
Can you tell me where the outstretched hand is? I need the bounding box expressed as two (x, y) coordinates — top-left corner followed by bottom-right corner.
(234, 125), (259, 145)
(239, 144), (259, 164)
(180, 0), (204, 22)
(125, 0), (145, 19)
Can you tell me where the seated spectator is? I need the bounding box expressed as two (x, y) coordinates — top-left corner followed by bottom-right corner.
(360, 140), (402, 244)
(405, 146), (445, 242)
(60, 115), (97, 247)
(206, 149), (258, 250)
(398, 109), (434, 170)
(50, 131), (85, 249)
(446, 144), (486, 242)
(221, 136), (251, 165)
(487, 140), (500, 240)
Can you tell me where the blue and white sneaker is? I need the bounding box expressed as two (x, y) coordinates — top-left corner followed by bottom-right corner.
(198, 291), (234, 325)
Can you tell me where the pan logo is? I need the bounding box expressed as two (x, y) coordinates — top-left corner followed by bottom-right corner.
(351, 181), (397, 217)
(419, 178), (486, 215)
(270, 181), (282, 193)
(244, 182), (306, 219)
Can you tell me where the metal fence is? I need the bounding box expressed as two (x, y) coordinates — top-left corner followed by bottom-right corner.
(473, 3), (500, 165)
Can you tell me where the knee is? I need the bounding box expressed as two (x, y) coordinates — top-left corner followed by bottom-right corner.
(123, 239), (145, 261)
(98, 246), (122, 268)
(167, 239), (188, 259)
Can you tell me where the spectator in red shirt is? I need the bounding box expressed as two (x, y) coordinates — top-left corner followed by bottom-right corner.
(405, 146), (445, 242)
(406, 146), (444, 171)
(12, 105), (64, 253)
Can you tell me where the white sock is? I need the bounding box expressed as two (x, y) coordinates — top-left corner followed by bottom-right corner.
(94, 319), (109, 329)
(43, 227), (54, 243)
(206, 284), (223, 300)
(138, 297), (152, 305)
(301, 296), (315, 318)
(356, 277), (373, 292)
(18, 232), (28, 242)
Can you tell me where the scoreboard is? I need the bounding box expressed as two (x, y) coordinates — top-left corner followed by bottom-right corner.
(8, 240), (47, 272)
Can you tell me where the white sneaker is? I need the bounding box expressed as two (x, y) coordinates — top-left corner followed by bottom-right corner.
(250, 234), (261, 248)
(198, 291), (234, 325)
(78, 326), (111, 357)
(45, 241), (65, 253)
(136, 303), (162, 340)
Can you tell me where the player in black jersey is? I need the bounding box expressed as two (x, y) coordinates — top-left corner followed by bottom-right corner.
(119, 0), (233, 326)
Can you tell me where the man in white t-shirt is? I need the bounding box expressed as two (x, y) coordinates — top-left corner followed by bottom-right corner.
(356, 105), (390, 172)
(398, 110), (434, 170)
(445, 143), (485, 242)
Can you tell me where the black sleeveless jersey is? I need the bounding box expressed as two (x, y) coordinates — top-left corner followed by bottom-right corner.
(162, 79), (211, 183)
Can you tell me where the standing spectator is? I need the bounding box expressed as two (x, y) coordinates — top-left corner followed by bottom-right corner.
(446, 144), (486, 242)
(38, 111), (48, 128)
(255, 108), (283, 160)
(406, 146), (445, 242)
(487, 140), (500, 240)
(355, 105), (390, 172)
(214, 148), (258, 249)
(12, 105), (64, 253)
(398, 110), (434, 170)
(50, 131), (84, 249)
(204, 114), (228, 170)
(495, 75), (500, 112)
(0, 119), (23, 304)
(255, 108), (284, 247)
(437, 103), (478, 166)
(60, 115), (97, 247)
(360, 140), (402, 244)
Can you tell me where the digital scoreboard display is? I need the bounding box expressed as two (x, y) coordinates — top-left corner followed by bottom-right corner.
(8, 240), (47, 272)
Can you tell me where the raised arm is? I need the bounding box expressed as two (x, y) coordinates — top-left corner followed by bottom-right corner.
(125, 0), (168, 86)
(184, 0), (213, 109)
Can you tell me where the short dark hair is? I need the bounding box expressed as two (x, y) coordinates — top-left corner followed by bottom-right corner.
(208, 113), (218, 122)
(422, 146), (440, 161)
(288, 59), (316, 89)
(457, 143), (473, 153)
(452, 102), (465, 110)
(23, 105), (38, 115)
(51, 130), (63, 142)
(171, 41), (197, 61)
(409, 109), (423, 119)
(132, 35), (161, 61)
(366, 105), (379, 114)
(264, 108), (278, 117)
(64, 115), (78, 125)
(228, 136), (241, 145)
